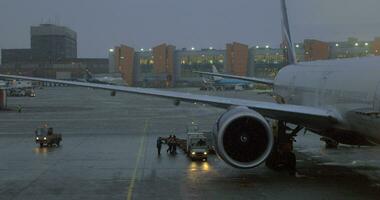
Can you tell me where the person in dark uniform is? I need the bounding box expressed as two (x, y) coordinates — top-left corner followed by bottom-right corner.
(171, 135), (177, 154)
(167, 135), (173, 153)
(156, 137), (163, 156)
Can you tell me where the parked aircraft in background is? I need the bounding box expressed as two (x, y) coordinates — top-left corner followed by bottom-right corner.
(1, 0), (379, 172)
(197, 66), (254, 91)
(83, 69), (126, 86)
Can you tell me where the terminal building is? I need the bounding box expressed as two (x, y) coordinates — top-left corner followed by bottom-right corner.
(111, 37), (380, 87)
(2, 24), (77, 64)
(1, 24), (108, 79)
(113, 42), (255, 87)
(2, 27), (379, 86)
(112, 42), (298, 87)
(30, 24), (77, 62)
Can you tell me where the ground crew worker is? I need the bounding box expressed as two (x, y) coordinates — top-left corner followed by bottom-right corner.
(157, 137), (162, 156)
(167, 135), (173, 153)
(171, 135), (177, 154)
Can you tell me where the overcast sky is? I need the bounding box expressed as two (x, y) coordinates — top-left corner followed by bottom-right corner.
(1, 0), (380, 58)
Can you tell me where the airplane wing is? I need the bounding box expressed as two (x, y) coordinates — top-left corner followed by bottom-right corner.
(193, 71), (274, 85)
(0, 74), (338, 129)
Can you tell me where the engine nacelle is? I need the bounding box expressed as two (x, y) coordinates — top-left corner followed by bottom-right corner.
(213, 106), (273, 169)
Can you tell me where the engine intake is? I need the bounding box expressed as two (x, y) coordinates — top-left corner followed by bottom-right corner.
(214, 107), (273, 169)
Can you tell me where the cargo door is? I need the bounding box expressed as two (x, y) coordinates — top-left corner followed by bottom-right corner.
(374, 82), (380, 111)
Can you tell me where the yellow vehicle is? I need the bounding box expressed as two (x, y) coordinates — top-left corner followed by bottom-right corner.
(35, 127), (62, 148)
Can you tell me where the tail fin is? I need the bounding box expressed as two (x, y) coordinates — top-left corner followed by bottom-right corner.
(281, 0), (297, 65)
(211, 66), (222, 81)
(212, 65), (219, 73)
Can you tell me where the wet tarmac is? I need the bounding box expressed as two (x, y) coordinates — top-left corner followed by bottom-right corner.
(1, 87), (380, 200)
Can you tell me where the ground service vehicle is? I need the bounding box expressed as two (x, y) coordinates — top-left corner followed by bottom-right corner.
(8, 88), (35, 97)
(35, 127), (62, 147)
(186, 125), (209, 161)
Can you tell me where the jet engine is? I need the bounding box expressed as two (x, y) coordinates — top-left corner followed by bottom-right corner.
(213, 106), (273, 169)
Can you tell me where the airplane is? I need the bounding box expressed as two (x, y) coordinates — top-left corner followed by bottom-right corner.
(197, 66), (254, 91)
(82, 69), (125, 86)
(1, 0), (380, 171)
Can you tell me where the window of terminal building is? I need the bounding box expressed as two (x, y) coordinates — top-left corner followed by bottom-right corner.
(254, 53), (285, 65)
(179, 54), (224, 78)
(254, 65), (281, 79)
(139, 57), (154, 74)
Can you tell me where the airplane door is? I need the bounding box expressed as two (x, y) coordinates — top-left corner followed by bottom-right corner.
(375, 82), (380, 111)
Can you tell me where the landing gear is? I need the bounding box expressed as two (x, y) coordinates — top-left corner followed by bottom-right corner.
(265, 121), (301, 175)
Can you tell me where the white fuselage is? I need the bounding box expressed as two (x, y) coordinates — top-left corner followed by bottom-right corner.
(273, 56), (380, 143)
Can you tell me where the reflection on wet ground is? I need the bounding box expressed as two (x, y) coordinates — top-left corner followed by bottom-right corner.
(0, 87), (380, 199)
(32, 146), (61, 155)
(188, 161), (211, 172)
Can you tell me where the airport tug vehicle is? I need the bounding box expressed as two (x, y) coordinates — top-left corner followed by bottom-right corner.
(186, 125), (209, 161)
(35, 127), (62, 148)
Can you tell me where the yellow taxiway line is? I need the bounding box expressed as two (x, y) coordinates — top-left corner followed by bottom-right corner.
(127, 119), (149, 200)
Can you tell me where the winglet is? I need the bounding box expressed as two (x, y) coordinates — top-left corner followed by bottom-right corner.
(281, 0), (297, 65)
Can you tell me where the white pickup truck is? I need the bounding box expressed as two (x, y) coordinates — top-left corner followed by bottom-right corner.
(186, 125), (209, 161)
